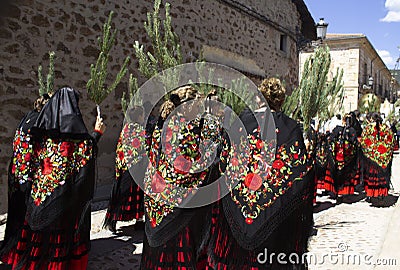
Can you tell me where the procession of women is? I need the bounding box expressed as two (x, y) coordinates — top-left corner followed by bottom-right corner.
(0, 68), (396, 269)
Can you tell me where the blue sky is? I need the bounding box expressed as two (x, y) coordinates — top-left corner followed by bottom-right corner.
(303, 0), (400, 69)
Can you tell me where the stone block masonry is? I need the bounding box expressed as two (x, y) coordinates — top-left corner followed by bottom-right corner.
(0, 0), (305, 214)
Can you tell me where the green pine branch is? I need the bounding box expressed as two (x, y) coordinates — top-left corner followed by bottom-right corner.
(121, 73), (140, 113)
(133, 0), (183, 94)
(219, 77), (253, 116)
(87, 11), (130, 106)
(38, 51), (56, 96)
(283, 45), (333, 132)
(38, 65), (45, 96)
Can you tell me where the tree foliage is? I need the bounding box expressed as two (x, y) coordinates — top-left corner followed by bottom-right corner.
(121, 74), (140, 113)
(38, 51), (56, 96)
(133, 0), (182, 81)
(283, 45), (344, 132)
(320, 67), (344, 122)
(87, 11), (130, 107)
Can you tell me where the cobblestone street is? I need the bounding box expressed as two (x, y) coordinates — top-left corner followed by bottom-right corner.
(308, 153), (400, 270)
(1, 154), (399, 270)
(87, 153), (400, 269)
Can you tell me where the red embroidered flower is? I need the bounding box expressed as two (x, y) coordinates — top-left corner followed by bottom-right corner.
(11, 164), (16, 174)
(244, 173), (263, 191)
(165, 143), (173, 154)
(132, 138), (141, 148)
(245, 218), (253, 224)
(15, 137), (21, 146)
(293, 153), (299, 160)
(256, 140), (264, 149)
(231, 157), (239, 166)
(377, 145), (387, 154)
(387, 135), (393, 142)
(173, 155), (192, 174)
(118, 151), (124, 161)
(151, 218), (157, 228)
(165, 127), (173, 141)
(20, 164), (26, 171)
(336, 151), (344, 162)
(21, 142), (29, 149)
(123, 124), (130, 134)
(364, 138), (372, 147)
(60, 142), (75, 157)
(42, 158), (53, 175)
(25, 152), (32, 162)
(34, 198), (41, 206)
(272, 159), (285, 170)
(151, 172), (166, 193)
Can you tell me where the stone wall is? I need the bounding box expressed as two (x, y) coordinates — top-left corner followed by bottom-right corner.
(0, 0), (304, 214)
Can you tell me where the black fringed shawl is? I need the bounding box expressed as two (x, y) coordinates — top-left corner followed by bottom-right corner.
(220, 111), (314, 251)
(328, 125), (358, 190)
(360, 122), (394, 184)
(103, 122), (147, 228)
(26, 87), (97, 231)
(143, 114), (222, 247)
(0, 110), (39, 256)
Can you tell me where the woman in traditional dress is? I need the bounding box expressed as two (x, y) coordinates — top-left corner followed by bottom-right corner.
(140, 86), (222, 269)
(390, 121), (399, 151)
(349, 111), (362, 138)
(1, 87), (105, 269)
(0, 94), (51, 263)
(314, 132), (329, 201)
(360, 112), (395, 201)
(207, 78), (314, 269)
(104, 106), (147, 232)
(328, 114), (360, 196)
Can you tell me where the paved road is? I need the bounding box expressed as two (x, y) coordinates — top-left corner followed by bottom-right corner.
(1, 155), (399, 270)
(87, 201), (142, 270)
(308, 153), (400, 270)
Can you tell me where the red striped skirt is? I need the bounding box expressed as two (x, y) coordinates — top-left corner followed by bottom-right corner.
(206, 203), (307, 270)
(364, 166), (390, 197)
(319, 166), (336, 193)
(338, 172), (360, 195)
(1, 214), (89, 270)
(141, 225), (208, 270)
(105, 182), (144, 222)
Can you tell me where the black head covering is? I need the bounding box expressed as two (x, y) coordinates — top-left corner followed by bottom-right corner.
(349, 111), (362, 137)
(25, 87), (96, 231)
(18, 110), (40, 134)
(32, 87), (89, 139)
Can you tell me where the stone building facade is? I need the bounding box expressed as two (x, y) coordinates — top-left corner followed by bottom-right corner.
(0, 0), (315, 213)
(299, 34), (399, 114)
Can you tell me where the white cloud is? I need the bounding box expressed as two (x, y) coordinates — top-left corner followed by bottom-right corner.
(377, 50), (395, 68)
(381, 0), (400, 22)
(385, 0), (400, 11)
